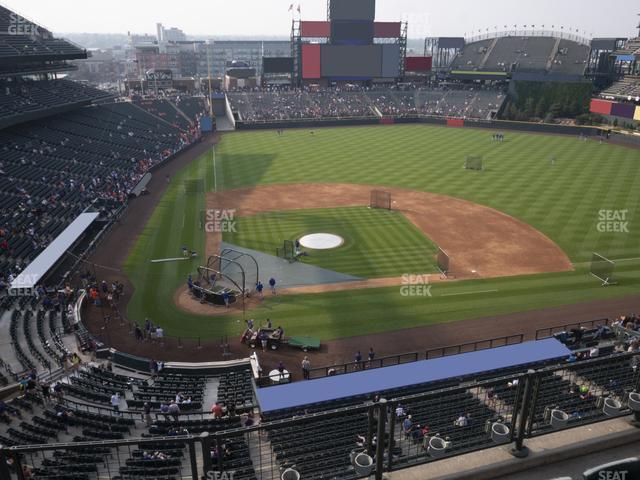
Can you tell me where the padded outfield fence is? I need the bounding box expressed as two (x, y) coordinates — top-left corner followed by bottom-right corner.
(3, 350), (639, 480)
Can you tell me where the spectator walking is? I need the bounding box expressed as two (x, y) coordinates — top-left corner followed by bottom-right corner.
(40, 382), (50, 405)
(168, 401), (180, 422)
(143, 402), (152, 427)
(111, 392), (120, 414)
(301, 356), (311, 380)
(134, 325), (143, 342)
(355, 350), (363, 370)
(156, 326), (164, 343)
(260, 331), (268, 352)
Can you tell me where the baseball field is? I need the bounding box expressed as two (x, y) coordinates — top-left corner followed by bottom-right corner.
(123, 124), (640, 342)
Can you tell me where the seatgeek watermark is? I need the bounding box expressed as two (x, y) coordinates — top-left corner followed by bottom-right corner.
(400, 274), (432, 297)
(205, 471), (235, 480)
(598, 471), (628, 480)
(8, 13), (39, 35)
(204, 209), (237, 233)
(597, 209), (630, 233)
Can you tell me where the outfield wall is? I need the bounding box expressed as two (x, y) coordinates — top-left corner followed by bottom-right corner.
(236, 115), (603, 137)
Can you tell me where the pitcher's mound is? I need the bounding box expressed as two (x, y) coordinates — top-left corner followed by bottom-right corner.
(299, 233), (344, 250)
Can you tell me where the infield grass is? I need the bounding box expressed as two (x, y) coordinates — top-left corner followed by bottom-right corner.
(124, 125), (640, 341)
(224, 207), (439, 278)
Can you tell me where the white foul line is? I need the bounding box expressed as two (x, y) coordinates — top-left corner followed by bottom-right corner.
(572, 256), (640, 267)
(213, 147), (217, 192)
(440, 289), (499, 297)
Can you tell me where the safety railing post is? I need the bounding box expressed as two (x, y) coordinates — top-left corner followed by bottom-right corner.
(366, 404), (376, 457)
(0, 446), (11, 480)
(386, 401), (396, 472)
(510, 371), (536, 458)
(200, 432), (212, 478)
(188, 438), (199, 480)
(375, 399), (388, 480)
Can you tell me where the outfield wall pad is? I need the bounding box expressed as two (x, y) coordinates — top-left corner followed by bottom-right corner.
(236, 115), (603, 137)
(257, 338), (570, 413)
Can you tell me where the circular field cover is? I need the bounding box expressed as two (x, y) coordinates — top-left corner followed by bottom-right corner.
(299, 233), (344, 250)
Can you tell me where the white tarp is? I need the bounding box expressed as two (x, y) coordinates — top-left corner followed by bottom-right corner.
(10, 212), (99, 293)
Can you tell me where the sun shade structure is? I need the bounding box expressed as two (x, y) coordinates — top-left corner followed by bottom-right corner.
(257, 338), (571, 413)
(9, 212), (99, 295)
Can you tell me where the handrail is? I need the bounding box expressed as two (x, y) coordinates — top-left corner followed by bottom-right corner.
(305, 333), (524, 380)
(535, 318), (610, 340)
(425, 333), (524, 359)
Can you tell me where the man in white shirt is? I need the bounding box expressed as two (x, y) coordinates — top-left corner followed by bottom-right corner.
(111, 393), (120, 413)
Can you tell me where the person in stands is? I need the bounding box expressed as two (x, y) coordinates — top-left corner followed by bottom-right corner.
(301, 356), (311, 380)
(211, 402), (223, 419)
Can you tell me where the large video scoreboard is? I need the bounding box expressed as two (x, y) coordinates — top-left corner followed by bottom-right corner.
(300, 0), (402, 81)
(329, 0), (376, 21)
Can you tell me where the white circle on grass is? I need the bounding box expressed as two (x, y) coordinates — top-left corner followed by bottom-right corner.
(299, 233), (344, 250)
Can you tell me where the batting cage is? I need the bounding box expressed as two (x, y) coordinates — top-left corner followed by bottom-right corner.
(465, 155), (483, 171)
(207, 249), (259, 294)
(276, 240), (296, 262)
(370, 190), (392, 210)
(590, 253), (617, 286)
(193, 265), (243, 310)
(437, 248), (451, 277)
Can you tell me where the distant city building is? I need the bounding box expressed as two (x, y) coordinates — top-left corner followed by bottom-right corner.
(157, 23), (187, 43)
(129, 35), (290, 83)
(209, 40), (290, 78)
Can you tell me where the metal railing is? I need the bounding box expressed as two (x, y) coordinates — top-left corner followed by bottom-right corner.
(425, 334), (524, 359)
(535, 318), (610, 340)
(464, 29), (592, 47)
(1, 350), (638, 480)
(306, 334), (524, 380)
(0, 353), (640, 480)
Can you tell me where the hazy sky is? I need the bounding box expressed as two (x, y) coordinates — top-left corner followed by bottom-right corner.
(4, 0), (639, 38)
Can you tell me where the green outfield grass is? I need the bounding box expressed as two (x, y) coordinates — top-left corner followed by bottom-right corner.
(123, 125), (640, 341)
(224, 207), (439, 278)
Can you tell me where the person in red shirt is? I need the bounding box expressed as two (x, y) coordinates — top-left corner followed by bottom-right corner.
(211, 402), (223, 419)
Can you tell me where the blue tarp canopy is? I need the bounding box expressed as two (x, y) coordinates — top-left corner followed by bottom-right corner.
(257, 338), (571, 414)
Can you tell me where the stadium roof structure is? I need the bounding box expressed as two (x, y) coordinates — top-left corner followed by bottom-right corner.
(613, 37), (640, 59)
(449, 34), (590, 80)
(0, 4), (86, 65)
(257, 338), (571, 413)
(9, 212), (99, 294)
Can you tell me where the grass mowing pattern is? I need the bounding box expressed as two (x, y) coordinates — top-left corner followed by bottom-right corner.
(123, 125), (640, 341)
(218, 125), (640, 263)
(224, 207), (439, 278)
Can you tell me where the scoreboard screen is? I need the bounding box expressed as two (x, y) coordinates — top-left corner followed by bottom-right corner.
(331, 21), (373, 45)
(329, 0), (375, 21)
(263, 57), (293, 74)
(321, 45), (381, 78)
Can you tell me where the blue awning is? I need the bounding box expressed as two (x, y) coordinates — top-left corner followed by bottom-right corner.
(257, 338), (571, 413)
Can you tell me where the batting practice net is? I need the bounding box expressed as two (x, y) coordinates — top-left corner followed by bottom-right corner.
(370, 190), (392, 210)
(590, 253), (617, 286)
(276, 240), (296, 262)
(465, 155), (483, 171)
(437, 248), (450, 277)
